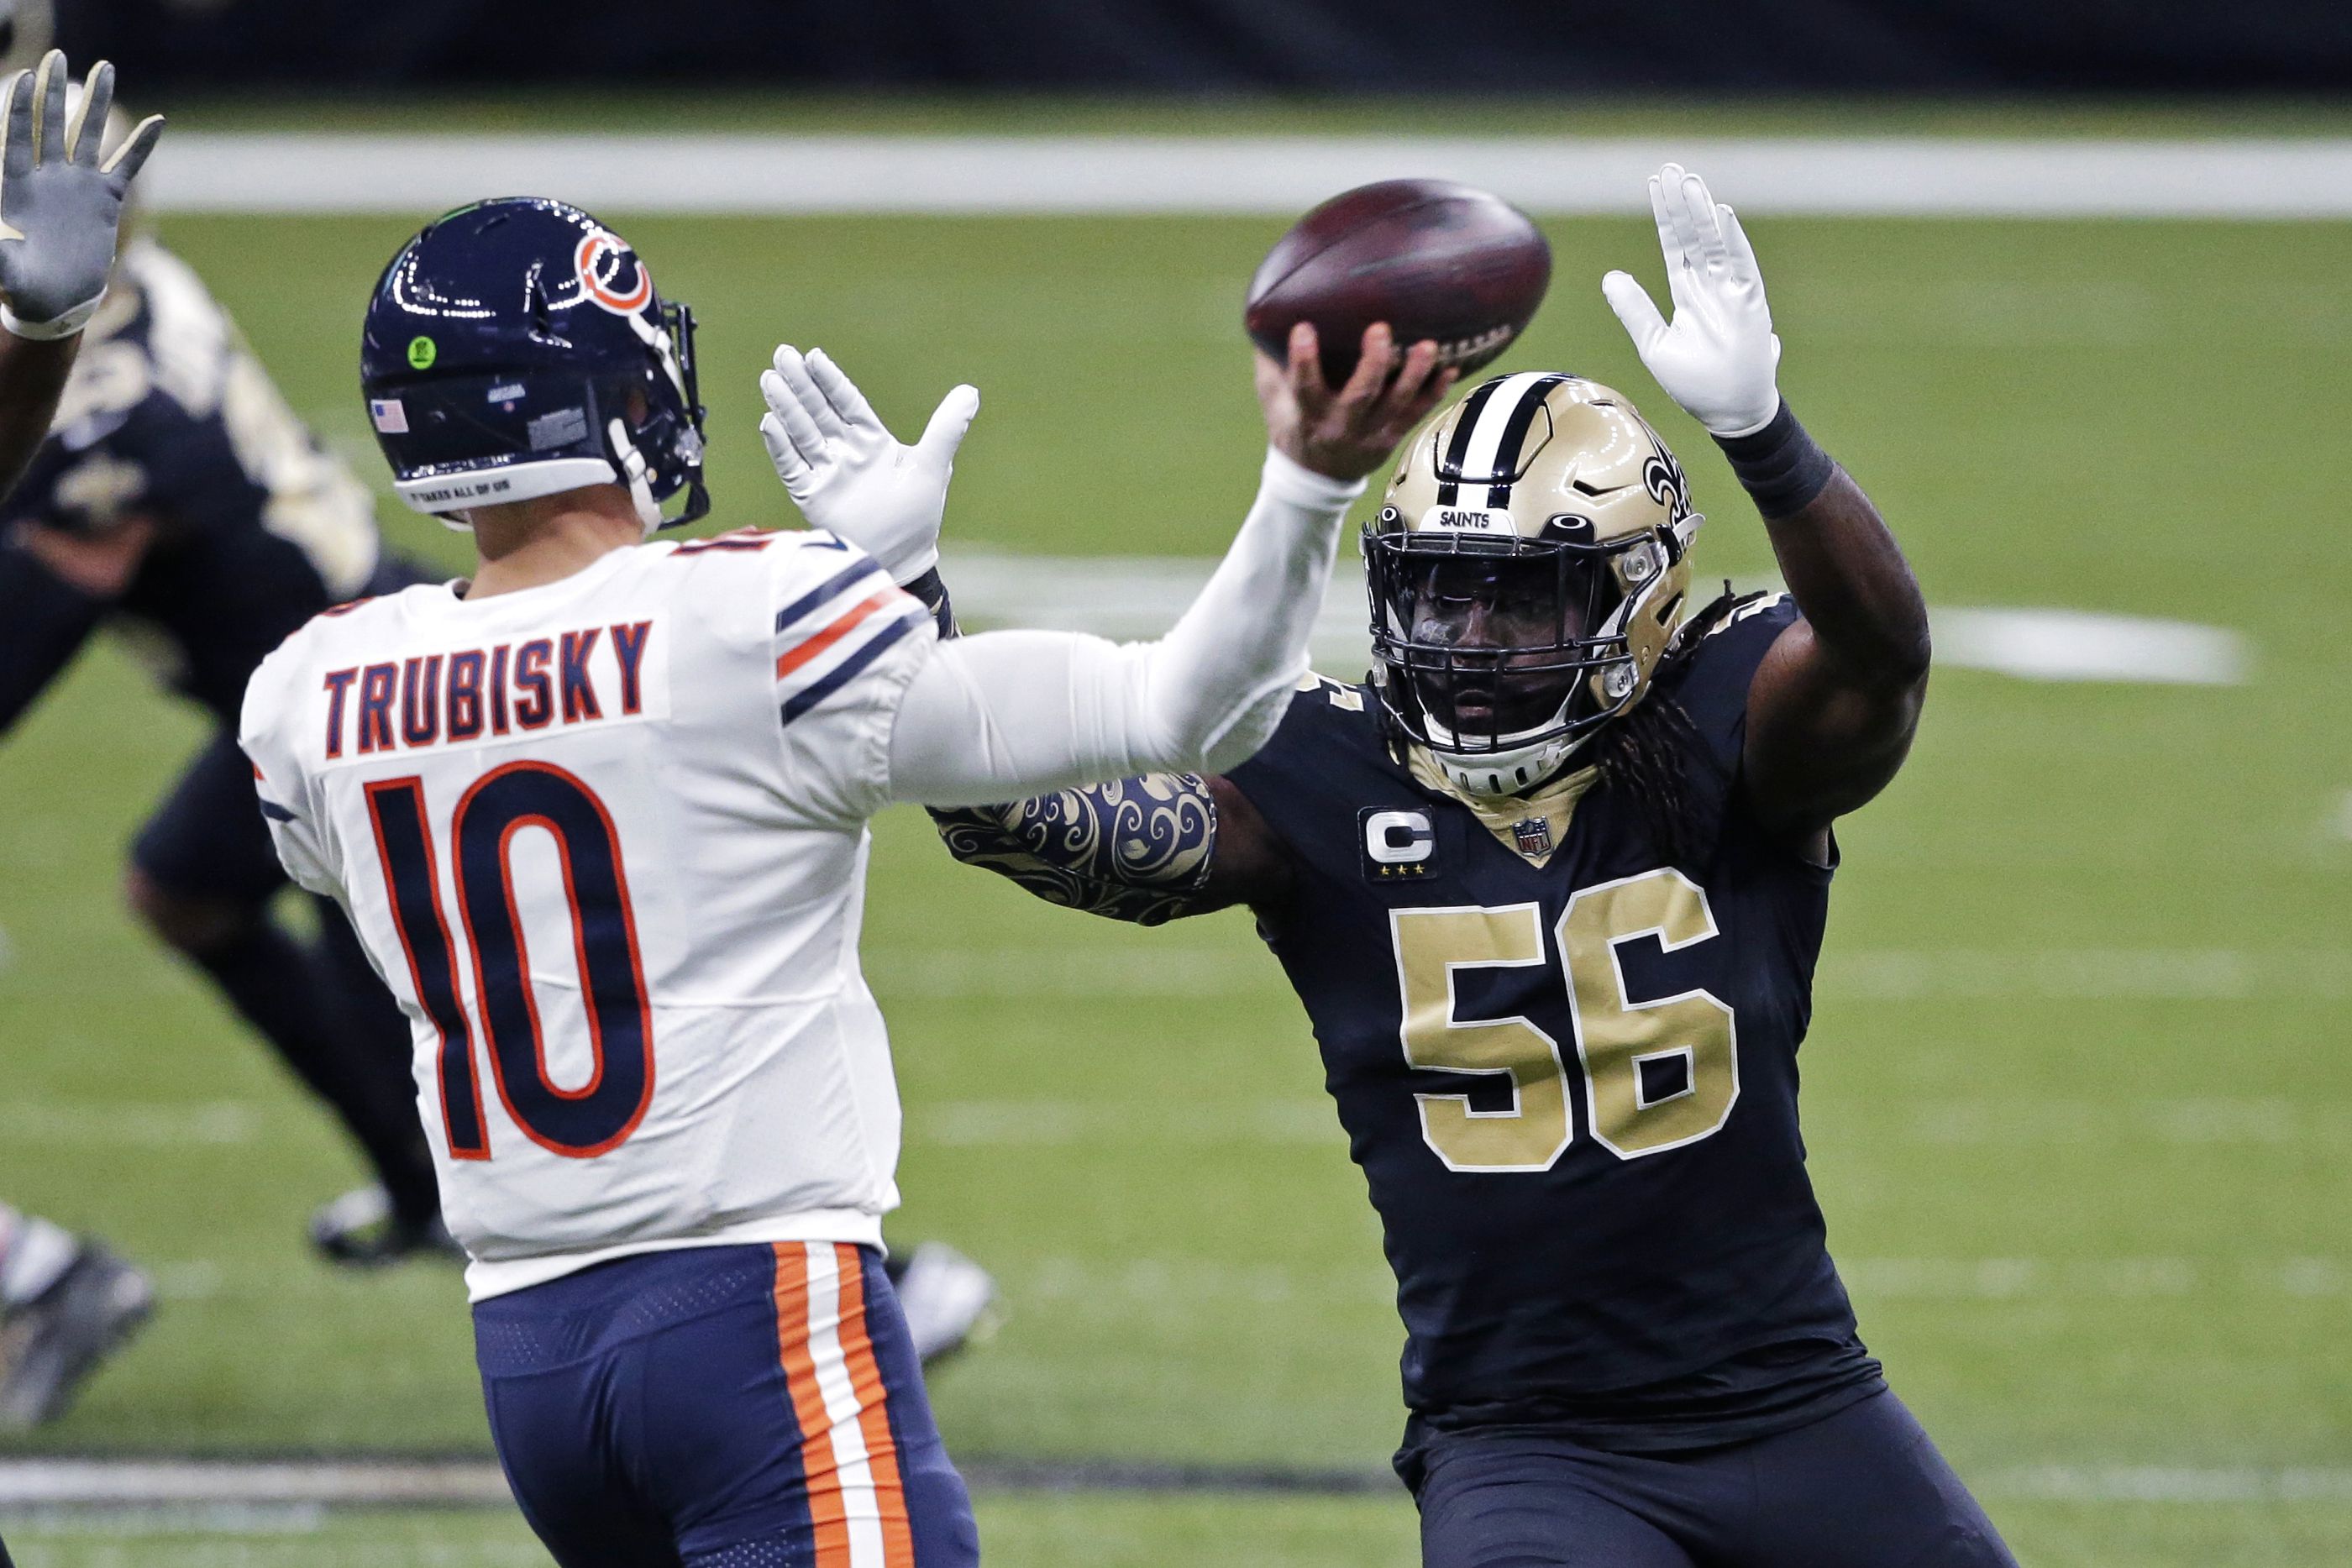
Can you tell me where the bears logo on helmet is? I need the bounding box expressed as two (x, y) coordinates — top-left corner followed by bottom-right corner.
(574, 231), (654, 316)
(360, 197), (708, 537)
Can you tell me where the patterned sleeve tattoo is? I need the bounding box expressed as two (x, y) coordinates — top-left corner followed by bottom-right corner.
(929, 773), (1220, 926)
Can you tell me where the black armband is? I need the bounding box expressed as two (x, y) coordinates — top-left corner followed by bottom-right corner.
(900, 566), (958, 639)
(1712, 401), (1836, 520)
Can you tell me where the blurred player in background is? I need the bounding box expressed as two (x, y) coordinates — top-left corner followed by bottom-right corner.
(0, 74), (453, 1276)
(934, 166), (2017, 1565)
(0, 48), (167, 1429)
(239, 195), (1443, 1566)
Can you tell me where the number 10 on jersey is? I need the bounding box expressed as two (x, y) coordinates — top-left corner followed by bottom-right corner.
(365, 762), (654, 1160)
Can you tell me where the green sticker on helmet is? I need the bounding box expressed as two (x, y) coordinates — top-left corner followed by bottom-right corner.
(407, 336), (438, 370)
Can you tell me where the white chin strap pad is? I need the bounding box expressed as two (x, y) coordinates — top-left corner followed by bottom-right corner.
(606, 418), (664, 536)
(1421, 689), (1582, 797)
(1433, 734), (1583, 798)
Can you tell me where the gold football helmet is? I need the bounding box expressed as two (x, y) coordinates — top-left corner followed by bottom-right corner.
(1365, 371), (1702, 796)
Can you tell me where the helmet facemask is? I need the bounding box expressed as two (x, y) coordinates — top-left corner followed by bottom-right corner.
(1365, 371), (1702, 799)
(1368, 520), (1686, 794)
(609, 297), (708, 535)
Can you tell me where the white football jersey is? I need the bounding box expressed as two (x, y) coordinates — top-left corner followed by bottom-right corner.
(239, 529), (937, 1300)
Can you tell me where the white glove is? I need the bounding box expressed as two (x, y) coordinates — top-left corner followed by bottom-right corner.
(1602, 164), (1782, 439)
(0, 53), (165, 340)
(759, 344), (979, 585)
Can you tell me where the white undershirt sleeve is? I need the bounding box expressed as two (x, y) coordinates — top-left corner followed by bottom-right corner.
(884, 448), (1363, 809)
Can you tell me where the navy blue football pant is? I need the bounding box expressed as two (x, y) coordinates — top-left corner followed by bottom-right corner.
(474, 1241), (979, 1568)
(1410, 1389), (2016, 1567)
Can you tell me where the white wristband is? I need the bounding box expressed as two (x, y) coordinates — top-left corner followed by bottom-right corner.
(1, 291), (102, 341)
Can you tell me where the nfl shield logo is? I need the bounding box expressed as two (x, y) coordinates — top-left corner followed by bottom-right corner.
(1511, 817), (1552, 858)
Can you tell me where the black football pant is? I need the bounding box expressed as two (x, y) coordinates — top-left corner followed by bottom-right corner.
(131, 728), (439, 1226)
(1412, 1389), (2016, 1568)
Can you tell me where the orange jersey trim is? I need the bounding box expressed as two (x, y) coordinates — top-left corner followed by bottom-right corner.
(776, 590), (906, 681)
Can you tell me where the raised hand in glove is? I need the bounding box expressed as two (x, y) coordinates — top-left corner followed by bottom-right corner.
(1602, 163), (1782, 439)
(0, 52), (164, 340)
(759, 345), (979, 585)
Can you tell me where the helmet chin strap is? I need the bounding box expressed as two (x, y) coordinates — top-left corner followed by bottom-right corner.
(606, 417), (665, 537)
(1426, 723), (1588, 799)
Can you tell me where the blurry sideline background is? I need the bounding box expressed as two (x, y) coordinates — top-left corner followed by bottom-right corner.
(0, 1), (2348, 1564)
(53, 0), (2352, 92)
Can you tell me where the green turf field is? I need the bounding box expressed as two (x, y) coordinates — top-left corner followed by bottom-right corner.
(2, 202), (2348, 1565)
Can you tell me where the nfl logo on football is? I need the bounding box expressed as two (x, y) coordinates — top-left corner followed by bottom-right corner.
(1512, 817), (1552, 858)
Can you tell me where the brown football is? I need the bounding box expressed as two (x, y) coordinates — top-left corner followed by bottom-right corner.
(1245, 178), (1552, 387)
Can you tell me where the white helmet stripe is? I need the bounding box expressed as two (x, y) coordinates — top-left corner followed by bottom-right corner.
(1451, 371), (1558, 493)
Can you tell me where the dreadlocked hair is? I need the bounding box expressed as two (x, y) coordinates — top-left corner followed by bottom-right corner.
(1589, 588), (1746, 868)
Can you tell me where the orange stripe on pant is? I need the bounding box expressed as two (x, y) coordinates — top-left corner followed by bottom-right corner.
(832, 1246), (917, 1568)
(772, 1242), (917, 1568)
(773, 1243), (853, 1567)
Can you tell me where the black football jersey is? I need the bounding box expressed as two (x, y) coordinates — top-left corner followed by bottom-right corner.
(0, 240), (403, 731)
(1227, 593), (1884, 1453)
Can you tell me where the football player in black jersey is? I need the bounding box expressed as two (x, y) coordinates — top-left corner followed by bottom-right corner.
(0, 94), (449, 1274)
(926, 165), (2017, 1565)
(0, 48), (169, 1434)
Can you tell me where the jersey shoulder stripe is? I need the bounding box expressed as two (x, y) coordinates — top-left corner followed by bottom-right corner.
(669, 525), (780, 554)
(779, 600), (925, 726)
(774, 553), (889, 636)
(247, 758), (299, 821)
(777, 586), (908, 681)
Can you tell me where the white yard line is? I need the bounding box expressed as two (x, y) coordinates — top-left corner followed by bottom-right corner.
(1984, 1466), (2352, 1503)
(1819, 947), (2344, 999)
(941, 551), (2250, 686)
(6, 1455), (2352, 1509)
(1908, 1096), (2352, 1146)
(0, 1460), (512, 1508)
(141, 134), (2352, 218)
(909, 1092), (2352, 1154)
(0, 1101), (262, 1147)
(1931, 606), (2250, 685)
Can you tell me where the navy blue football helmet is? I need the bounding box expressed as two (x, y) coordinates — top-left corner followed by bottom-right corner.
(360, 197), (707, 534)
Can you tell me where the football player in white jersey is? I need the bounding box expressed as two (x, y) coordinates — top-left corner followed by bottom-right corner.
(237, 197), (1450, 1567)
